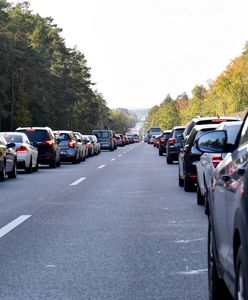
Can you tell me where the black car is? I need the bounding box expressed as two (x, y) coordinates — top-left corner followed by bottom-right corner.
(166, 126), (185, 164)
(158, 130), (172, 156)
(16, 127), (60, 168)
(0, 133), (17, 181)
(195, 112), (248, 300)
(178, 124), (218, 191)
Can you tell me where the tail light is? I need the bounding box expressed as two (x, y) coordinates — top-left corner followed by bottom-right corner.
(68, 140), (76, 148)
(212, 156), (223, 168)
(16, 146), (28, 154)
(168, 138), (177, 145)
(160, 138), (165, 143)
(44, 140), (53, 146)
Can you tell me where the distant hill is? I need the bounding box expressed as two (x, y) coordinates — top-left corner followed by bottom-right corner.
(129, 108), (150, 122)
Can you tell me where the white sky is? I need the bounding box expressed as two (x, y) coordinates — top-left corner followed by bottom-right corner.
(15, 0), (248, 109)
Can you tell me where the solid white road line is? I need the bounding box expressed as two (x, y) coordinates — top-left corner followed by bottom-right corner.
(110, 158), (116, 161)
(98, 164), (106, 169)
(0, 215), (32, 239)
(70, 177), (87, 186)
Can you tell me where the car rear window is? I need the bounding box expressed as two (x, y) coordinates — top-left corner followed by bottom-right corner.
(17, 130), (49, 142)
(94, 131), (110, 138)
(2, 134), (23, 143)
(56, 133), (70, 141)
(173, 129), (184, 138)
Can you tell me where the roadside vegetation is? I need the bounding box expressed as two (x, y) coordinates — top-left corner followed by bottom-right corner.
(147, 43), (248, 130)
(0, 0), (136, 133)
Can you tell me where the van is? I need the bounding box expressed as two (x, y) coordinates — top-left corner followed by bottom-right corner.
(92, 130), (116, 151)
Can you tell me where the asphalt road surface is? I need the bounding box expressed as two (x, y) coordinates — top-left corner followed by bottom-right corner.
(0, 143), (208, 300)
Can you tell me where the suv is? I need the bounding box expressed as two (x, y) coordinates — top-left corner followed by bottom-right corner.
(166, 126), (185, 163)
(183, 116), (240, 140)
(195, 112), (248, 300)
(158, 130), (172, 156)
(92, 130), (115, 151)
(16, 127), (60, 168)
(178, 124), (218, 191)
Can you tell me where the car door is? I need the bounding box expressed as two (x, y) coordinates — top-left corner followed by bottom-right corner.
(225, 116), (248, 274)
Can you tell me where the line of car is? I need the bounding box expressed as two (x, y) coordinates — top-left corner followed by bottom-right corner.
(0, 127), (139, 182)
(148, 113), (248, 300)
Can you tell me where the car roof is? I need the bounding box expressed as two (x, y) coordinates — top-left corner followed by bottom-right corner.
(192, 124), (219, 131)
(216, 121), (243, 129)
(16, 126), (52, 130)
(172, 126), (185, 130)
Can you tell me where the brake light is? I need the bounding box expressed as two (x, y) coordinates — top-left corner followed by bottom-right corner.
(160, 138), (165, 143)
(44, 140), (53, 146)
(26, 129), (36, 132)
(212, 156), (223, 168)
(68, 140), (76, 148)
(169, 138), (177, 145)
(16, 146), (28, 154)
(211, 119), (227, 123)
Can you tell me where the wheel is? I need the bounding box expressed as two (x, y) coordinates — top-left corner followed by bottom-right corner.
(178, 173), (184, 187)
(8, 160), (17, 178)
(184, 176), (195, 192)
(25, 158), (32, 173)
(235, 245), (247, 300)
(167, 155), (173, 164)
(197, 183), (205, 205)
(208, 221), (232, 300)
(82, 153), (86, 161)
(56, 159), (61, 167)
(33, 160), (39, 172)
(0, 161), (6, 181)
(159, 149), (163, 156)
(110, 146), (114, 152)
(49, 157), (57, 168)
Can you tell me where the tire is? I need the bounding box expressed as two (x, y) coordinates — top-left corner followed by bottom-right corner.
(33, 160), (39, 172)
(56, 159), (61, 167)
(208, 221), (232, 300)
(235, 245), (247, 300)
(179, 173), (184, 187)
(25, 158), (32, 174)
(159, 149), (163, 156)
(49, 157), (57, 168)
(82, 153), (86, 161)
(184, 176), (194, 192)
(0, 161), (6, 181)
(167, 155), (173, 164)
(8, 160), (17, 179)
(197, 183), (205, 205)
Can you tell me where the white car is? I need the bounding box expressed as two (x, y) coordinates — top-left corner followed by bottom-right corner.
(2, 132), (38, 173)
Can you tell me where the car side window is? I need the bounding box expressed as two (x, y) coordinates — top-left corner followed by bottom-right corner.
(239, 116), (248, 146)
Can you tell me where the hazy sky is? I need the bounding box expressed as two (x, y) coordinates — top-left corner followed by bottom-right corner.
(16, 0), (248, 109)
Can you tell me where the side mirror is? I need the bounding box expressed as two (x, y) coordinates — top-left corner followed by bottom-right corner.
(7, 142), (15, 148)
(196, 130), (227, 153)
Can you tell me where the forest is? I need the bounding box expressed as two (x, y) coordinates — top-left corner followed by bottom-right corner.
(0, 1), (137, 133)
(147, 43), (248, 130)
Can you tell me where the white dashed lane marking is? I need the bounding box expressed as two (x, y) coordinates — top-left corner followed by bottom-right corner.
(98, 165), (106, 169)
(70, 177), (87, 186)
(0, 215), (32, 239)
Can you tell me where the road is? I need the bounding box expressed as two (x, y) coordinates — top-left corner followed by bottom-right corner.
(0, 143), (208, 300)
